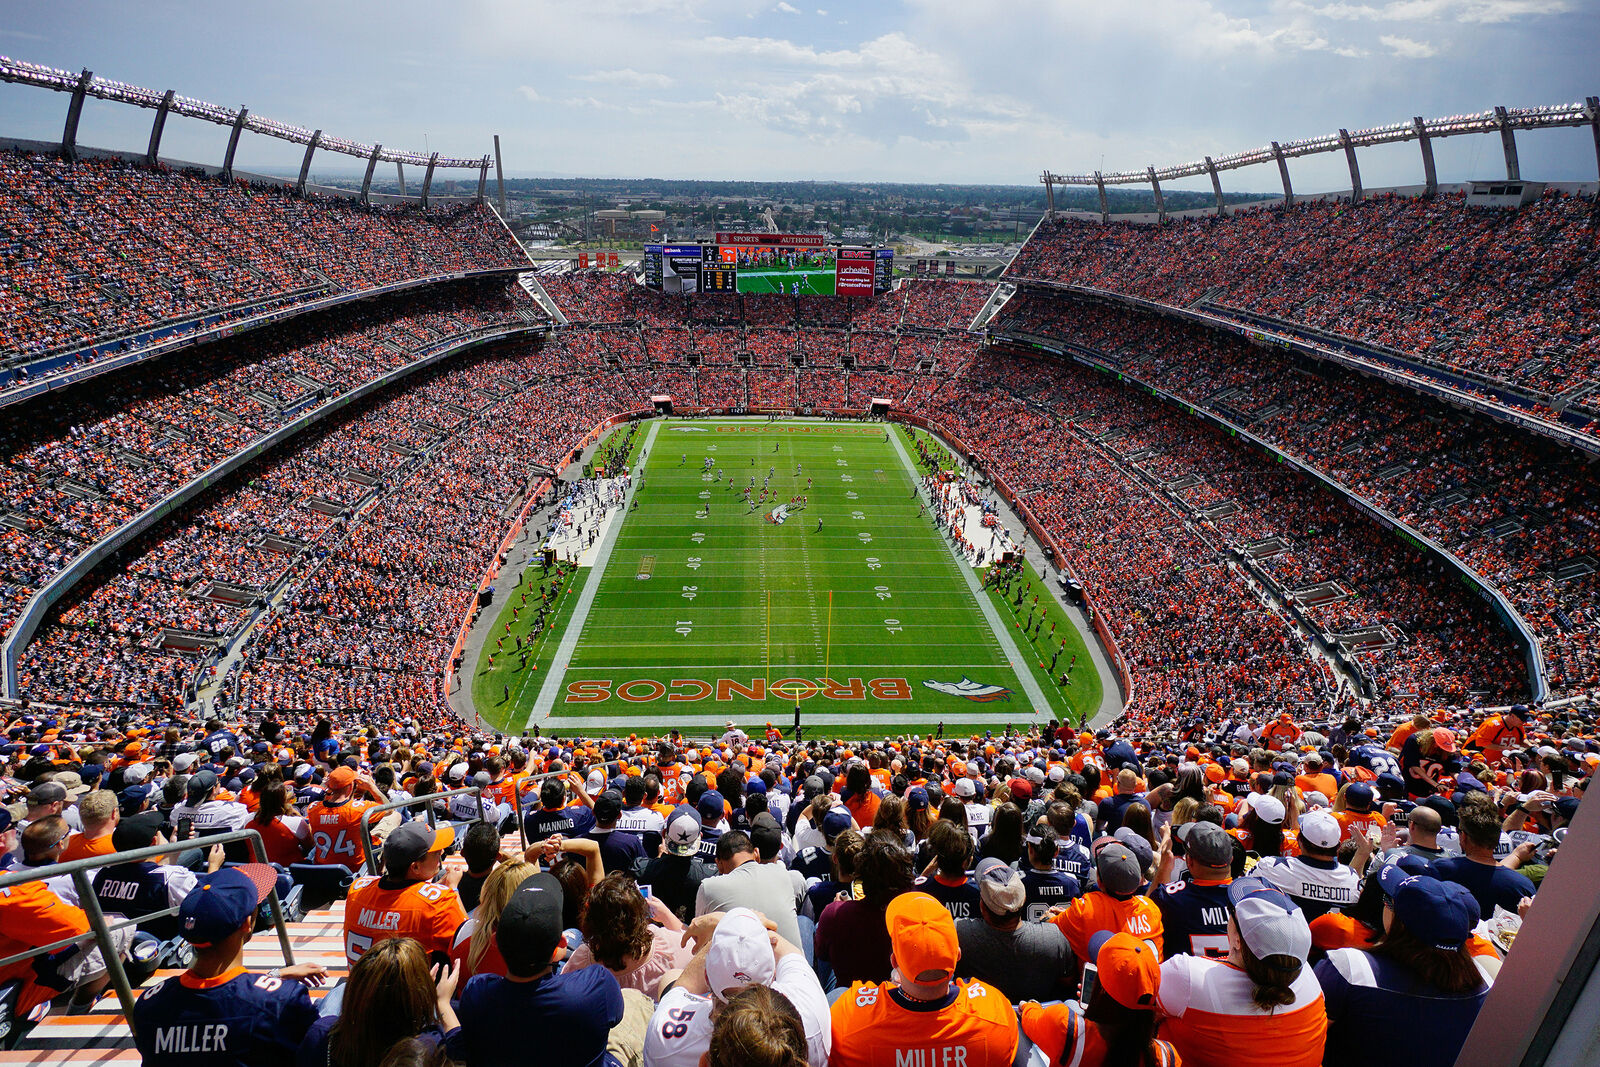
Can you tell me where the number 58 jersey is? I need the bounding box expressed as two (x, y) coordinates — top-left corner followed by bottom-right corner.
(343, 876), (466, 967)
(829, 978), (1018, 1067)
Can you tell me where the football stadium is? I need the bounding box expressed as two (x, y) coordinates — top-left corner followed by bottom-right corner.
(0, 6), (1597, 1065)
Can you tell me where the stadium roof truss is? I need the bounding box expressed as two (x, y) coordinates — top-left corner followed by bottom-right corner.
(1041, 100), (1600, 219)
(1, 56), (496, 206)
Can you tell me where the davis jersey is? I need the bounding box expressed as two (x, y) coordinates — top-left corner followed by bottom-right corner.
(132, 967), (319, 1066)
(344, 876), (466, 966)
(303, 798), (378, 871)
(829, 978), (1018, 1067)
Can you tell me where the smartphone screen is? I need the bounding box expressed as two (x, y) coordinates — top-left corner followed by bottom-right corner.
(1079, 963), (1098, 1009)
(177, 817), (194, 841)
(638, 884), (652, 899)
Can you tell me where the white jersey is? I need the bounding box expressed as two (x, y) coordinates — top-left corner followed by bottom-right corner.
(169, 799), (250, 835)
(642, 954), (829, 1067)
(965, 802), (992, 843)
(1251, 855), (1359, 914)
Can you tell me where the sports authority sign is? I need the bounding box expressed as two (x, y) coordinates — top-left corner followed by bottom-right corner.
(566, 676), (914, 703)
(714, 232), (828, 247)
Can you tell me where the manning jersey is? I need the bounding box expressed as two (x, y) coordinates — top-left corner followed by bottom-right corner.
(1157, 954), (1326, 1067)
(303, 797), (379, 871)
(132, 966), (319, 1067)
(829, 978), (1018, 1067)
(344, 876), (466, 966)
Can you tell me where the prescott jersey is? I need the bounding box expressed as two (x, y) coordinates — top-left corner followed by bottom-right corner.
(829, 978), (1018, 1067)
(344, 876), (466, 966)
(1020, 867), (1080, 923)
(132, 967), (319, 1067)
(1157, 954), (1326, 1067)
(1250, 856), (1359, 920)
(303, 797), (378, 871)
(1150, 877), (1233, 961)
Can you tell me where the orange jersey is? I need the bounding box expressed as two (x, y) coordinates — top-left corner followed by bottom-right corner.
(60, 831), (116, 864)
(1052, 891), (1164, 960)
(1294, 773), (1338, 799)
(304, 797), (379, 871)
(0, 881), (91, 1014)
(1334, 810), (1386, 843)
(1157, 955), (1326, 1067)
(344, 876), (466, 967)
(1260, 722), (1301, 750)
(483, 776), (519, 809)
(1469, 717), (1526, 762)
(1021, 1001), (1181, 1067)
(829, 979), (1018, 1067)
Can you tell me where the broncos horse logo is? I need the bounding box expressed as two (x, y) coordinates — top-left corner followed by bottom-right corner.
(923, 677), (1013, 702)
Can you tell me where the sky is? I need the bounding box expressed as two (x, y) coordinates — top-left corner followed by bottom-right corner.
(1, 0), (1595, 194)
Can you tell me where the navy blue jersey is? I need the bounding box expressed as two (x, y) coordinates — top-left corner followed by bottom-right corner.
(132, 968), (318, 1066)
(202, 731), (240, 757)
(789, 844), (833, 882)
(1053, 839), (1094, 887)
(1021, 867), (1080, 923)
(1347, 745), (1402, 779)
(1150, 876), (1234, 960)
(914, 874), (981, 921)
(524, 804), (596, 842)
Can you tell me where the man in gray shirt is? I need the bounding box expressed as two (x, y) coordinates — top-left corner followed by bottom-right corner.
(956, 857), (1073, 1003)
(694, 830), (804, 947)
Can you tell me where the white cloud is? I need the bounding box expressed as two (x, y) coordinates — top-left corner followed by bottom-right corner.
(574, 68), (675, 88)
(1380, 33), (1439, 55)
(776, 1), (800, 12)
(516, 85), (543, 101)
(1298, 0), (1568, 22)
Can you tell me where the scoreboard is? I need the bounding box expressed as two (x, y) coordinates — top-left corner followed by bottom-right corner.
(700, 263), (738, 292)
(643, 234), (893, 297)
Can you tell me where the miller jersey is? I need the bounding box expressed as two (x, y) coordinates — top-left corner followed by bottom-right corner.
(344, 876), (466, 966)
(829, 979), (1018, 1067)
(132, 967), (319, 1066)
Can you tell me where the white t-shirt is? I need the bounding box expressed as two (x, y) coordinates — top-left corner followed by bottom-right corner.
(642, 953), (831, 1067)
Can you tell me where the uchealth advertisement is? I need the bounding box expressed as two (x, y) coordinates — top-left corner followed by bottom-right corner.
(835, 248), (875, 296)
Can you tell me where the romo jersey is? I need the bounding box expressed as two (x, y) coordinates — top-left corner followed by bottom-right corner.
(829, 978), (1018, 1067)
(132, 967), (318, 1067)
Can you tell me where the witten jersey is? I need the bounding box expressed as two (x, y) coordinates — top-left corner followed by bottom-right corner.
(829, 978), (1018, 1067)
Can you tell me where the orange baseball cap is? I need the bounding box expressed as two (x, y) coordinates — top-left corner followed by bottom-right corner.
(326, 767), (357, 791)
(886, 892), (959, 985)
(1091, 931), (1160, 1009)
(1433, 728), (1458, 754)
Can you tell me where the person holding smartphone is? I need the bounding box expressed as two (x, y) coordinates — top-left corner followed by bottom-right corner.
(1017, 931), (1177, 1067)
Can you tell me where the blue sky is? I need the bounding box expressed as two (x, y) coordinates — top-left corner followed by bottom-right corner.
(2, 0), (1594, 193)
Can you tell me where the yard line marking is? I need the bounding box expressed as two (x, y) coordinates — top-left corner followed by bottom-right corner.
(526, 419), (661, 728)
(885, 428), (1052, 714)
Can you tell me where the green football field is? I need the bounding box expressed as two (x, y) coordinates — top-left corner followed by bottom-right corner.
(471, 420), (1100, 738)
(736, 267), (836, 296)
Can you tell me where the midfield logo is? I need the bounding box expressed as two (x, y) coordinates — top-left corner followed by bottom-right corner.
(922, 677), (1013, 702)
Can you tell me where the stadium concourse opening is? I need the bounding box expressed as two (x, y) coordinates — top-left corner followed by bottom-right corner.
(1, 57), (1599, 1066)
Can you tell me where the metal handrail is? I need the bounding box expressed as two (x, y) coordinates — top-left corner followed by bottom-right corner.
(357, 786), (489, 876)
(0, 827), (293, 1039)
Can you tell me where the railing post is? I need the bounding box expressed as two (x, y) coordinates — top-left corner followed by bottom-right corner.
(146, 89), (175, 165)
(1147, 167), (1167, 222)
(1495, 106), (1521, 181)
(1413, 116), (1438, 197)
(1271, 141), (1294, 207)
(1205, 156), (1224, 216)
(222, 107), (249, 181)
(72, 867), (140, 1034)
(360, 144), (382, 206)
(1339, 128), (1363, 203)
(61, 69), (92, 162)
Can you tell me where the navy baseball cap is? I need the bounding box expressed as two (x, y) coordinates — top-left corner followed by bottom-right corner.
(178, 865), (278, 946)
(1345, 783), (1375, 811)
(697, 790), (726, 817)
(1392, 875), (1478, 951)
(821, 807), (853, 840)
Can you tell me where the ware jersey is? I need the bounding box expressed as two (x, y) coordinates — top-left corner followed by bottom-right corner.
(829, 978), (1018, 1067)
(344, 876), (466, 966)
(132, 967), (319, 1067)
(303, 797), (378, 871)
(1157, 955), (1326, 1067)
(1052, 891), (1164, 959)
(1346, 746), (1401, 779)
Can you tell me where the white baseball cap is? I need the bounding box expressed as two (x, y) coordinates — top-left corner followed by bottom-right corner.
(954, 778), (976, 799)
(1248, 793), (1286, 825)
(664, 809), (702, 857)
(1298, 810), (1342, 850)
(705, 909), (775, 1000)
(1229, 877), (1312, 962)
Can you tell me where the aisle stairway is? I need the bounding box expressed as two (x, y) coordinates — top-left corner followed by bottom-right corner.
(5, 841), (501, 1063)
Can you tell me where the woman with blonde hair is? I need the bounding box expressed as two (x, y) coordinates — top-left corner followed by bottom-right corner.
(296, 937), (459, 1067)
(447, 858), (533, 983)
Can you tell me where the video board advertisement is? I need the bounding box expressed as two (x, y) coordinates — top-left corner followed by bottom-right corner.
(661, 245), (702, 294)
(834, 247), (874, 297)
(727, 244), (837, 296)
(642, 245), (663, 290)
(875, 248), (894, 293)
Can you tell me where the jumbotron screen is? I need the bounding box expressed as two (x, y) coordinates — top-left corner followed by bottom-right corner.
(643, 233), (892, 296)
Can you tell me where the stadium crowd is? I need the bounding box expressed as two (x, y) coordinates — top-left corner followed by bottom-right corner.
(1006, 191), (1600, 419)
(1, 697), (1588, 1066)
(0, 151), (527, 376)
(994, 291), (1600, 701)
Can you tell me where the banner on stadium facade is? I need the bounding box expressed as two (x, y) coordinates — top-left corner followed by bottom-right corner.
(715, 232), (827, 247)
